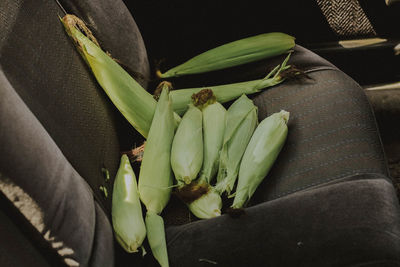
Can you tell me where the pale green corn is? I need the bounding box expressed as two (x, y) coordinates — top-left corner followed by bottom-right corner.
(145, 212), (169, 267)
(187, 187), (222, 219)
(171, 104), (203, 185)
(138, 84), (175, 267)
(171, 54), (291, 115)
(198, 96), (227, 184)
(181, 90), (224, 219)
(112, 154), (146, 253)
(215, 95), (258, 195)
(138, 83), (174, 213)
(158, 32), (295, 78)
(232, 110), (289, 209)
(61, 15), (180, 138)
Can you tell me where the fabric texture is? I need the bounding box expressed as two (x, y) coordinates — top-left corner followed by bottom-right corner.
(0, 195), (55, 267)
(0, 69), (113, 266)
(316, 0), (376, 37)
(1, 0), (400, 267)
(0, 0), (149, 213)
(165, 177), (400, 267)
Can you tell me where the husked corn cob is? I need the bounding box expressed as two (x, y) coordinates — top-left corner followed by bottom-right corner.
(171, 54), (291, 115)
(158, 32), (295, 78)
(232, 110), (289, 209)
(61, 15), (180, 138)
(112, 154), (146, 253)
(171, 104), (203, 185)
(215, 95), (258, 195)
(138, 83), (175, 267)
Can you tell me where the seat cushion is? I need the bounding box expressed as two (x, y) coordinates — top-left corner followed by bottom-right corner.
(165, 176), (400, 267)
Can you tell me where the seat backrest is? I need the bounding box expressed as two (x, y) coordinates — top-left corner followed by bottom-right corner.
(0, 0), (149, 266)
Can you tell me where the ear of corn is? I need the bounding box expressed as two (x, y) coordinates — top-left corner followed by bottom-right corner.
(170, 54), (291, 115)
(138, 82), (174, 213)
(187, 187), (222, 219)
(175, 90), (224, 219)
(171, 104), (203, 185)
(193, 89), (227, 184)
(158, 32), (295, 78)
(145, 212), (169, 267)
(61, 15), (181, 138)
(138, 84), (174, 267)
(112, 154), (146, 253)
(215, 95), (258, 195)
(232, 110), (289, 209)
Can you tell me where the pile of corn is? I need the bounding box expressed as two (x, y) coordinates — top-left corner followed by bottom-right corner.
(62, 14), (294, 267)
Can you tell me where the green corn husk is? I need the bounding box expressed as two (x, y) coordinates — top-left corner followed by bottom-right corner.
(171, 54), (291, 115)
(187, 187), (222, 219)
(178, 90), (224, 219)
(232, 110), (289, 209)
(215, 95), (258, 195)
(171, 104), (203, 185)
(138, 84), (175, 267)
(61, 15), (180, 138)
(175, 181), (222, 219)
(158, 32), (295, 78)
(112, 154), (146, 253)
(193, 89), (227, 184)
(145, 211), (169, 267)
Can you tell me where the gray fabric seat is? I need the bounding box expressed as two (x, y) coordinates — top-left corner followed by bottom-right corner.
(1, 0), (400, 266)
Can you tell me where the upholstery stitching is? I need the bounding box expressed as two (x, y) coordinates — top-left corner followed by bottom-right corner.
(273, 168), (382, 199)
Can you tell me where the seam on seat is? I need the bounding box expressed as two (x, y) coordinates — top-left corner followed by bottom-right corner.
(272, 169), (385, 199)
(303, 66), (339, 73)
